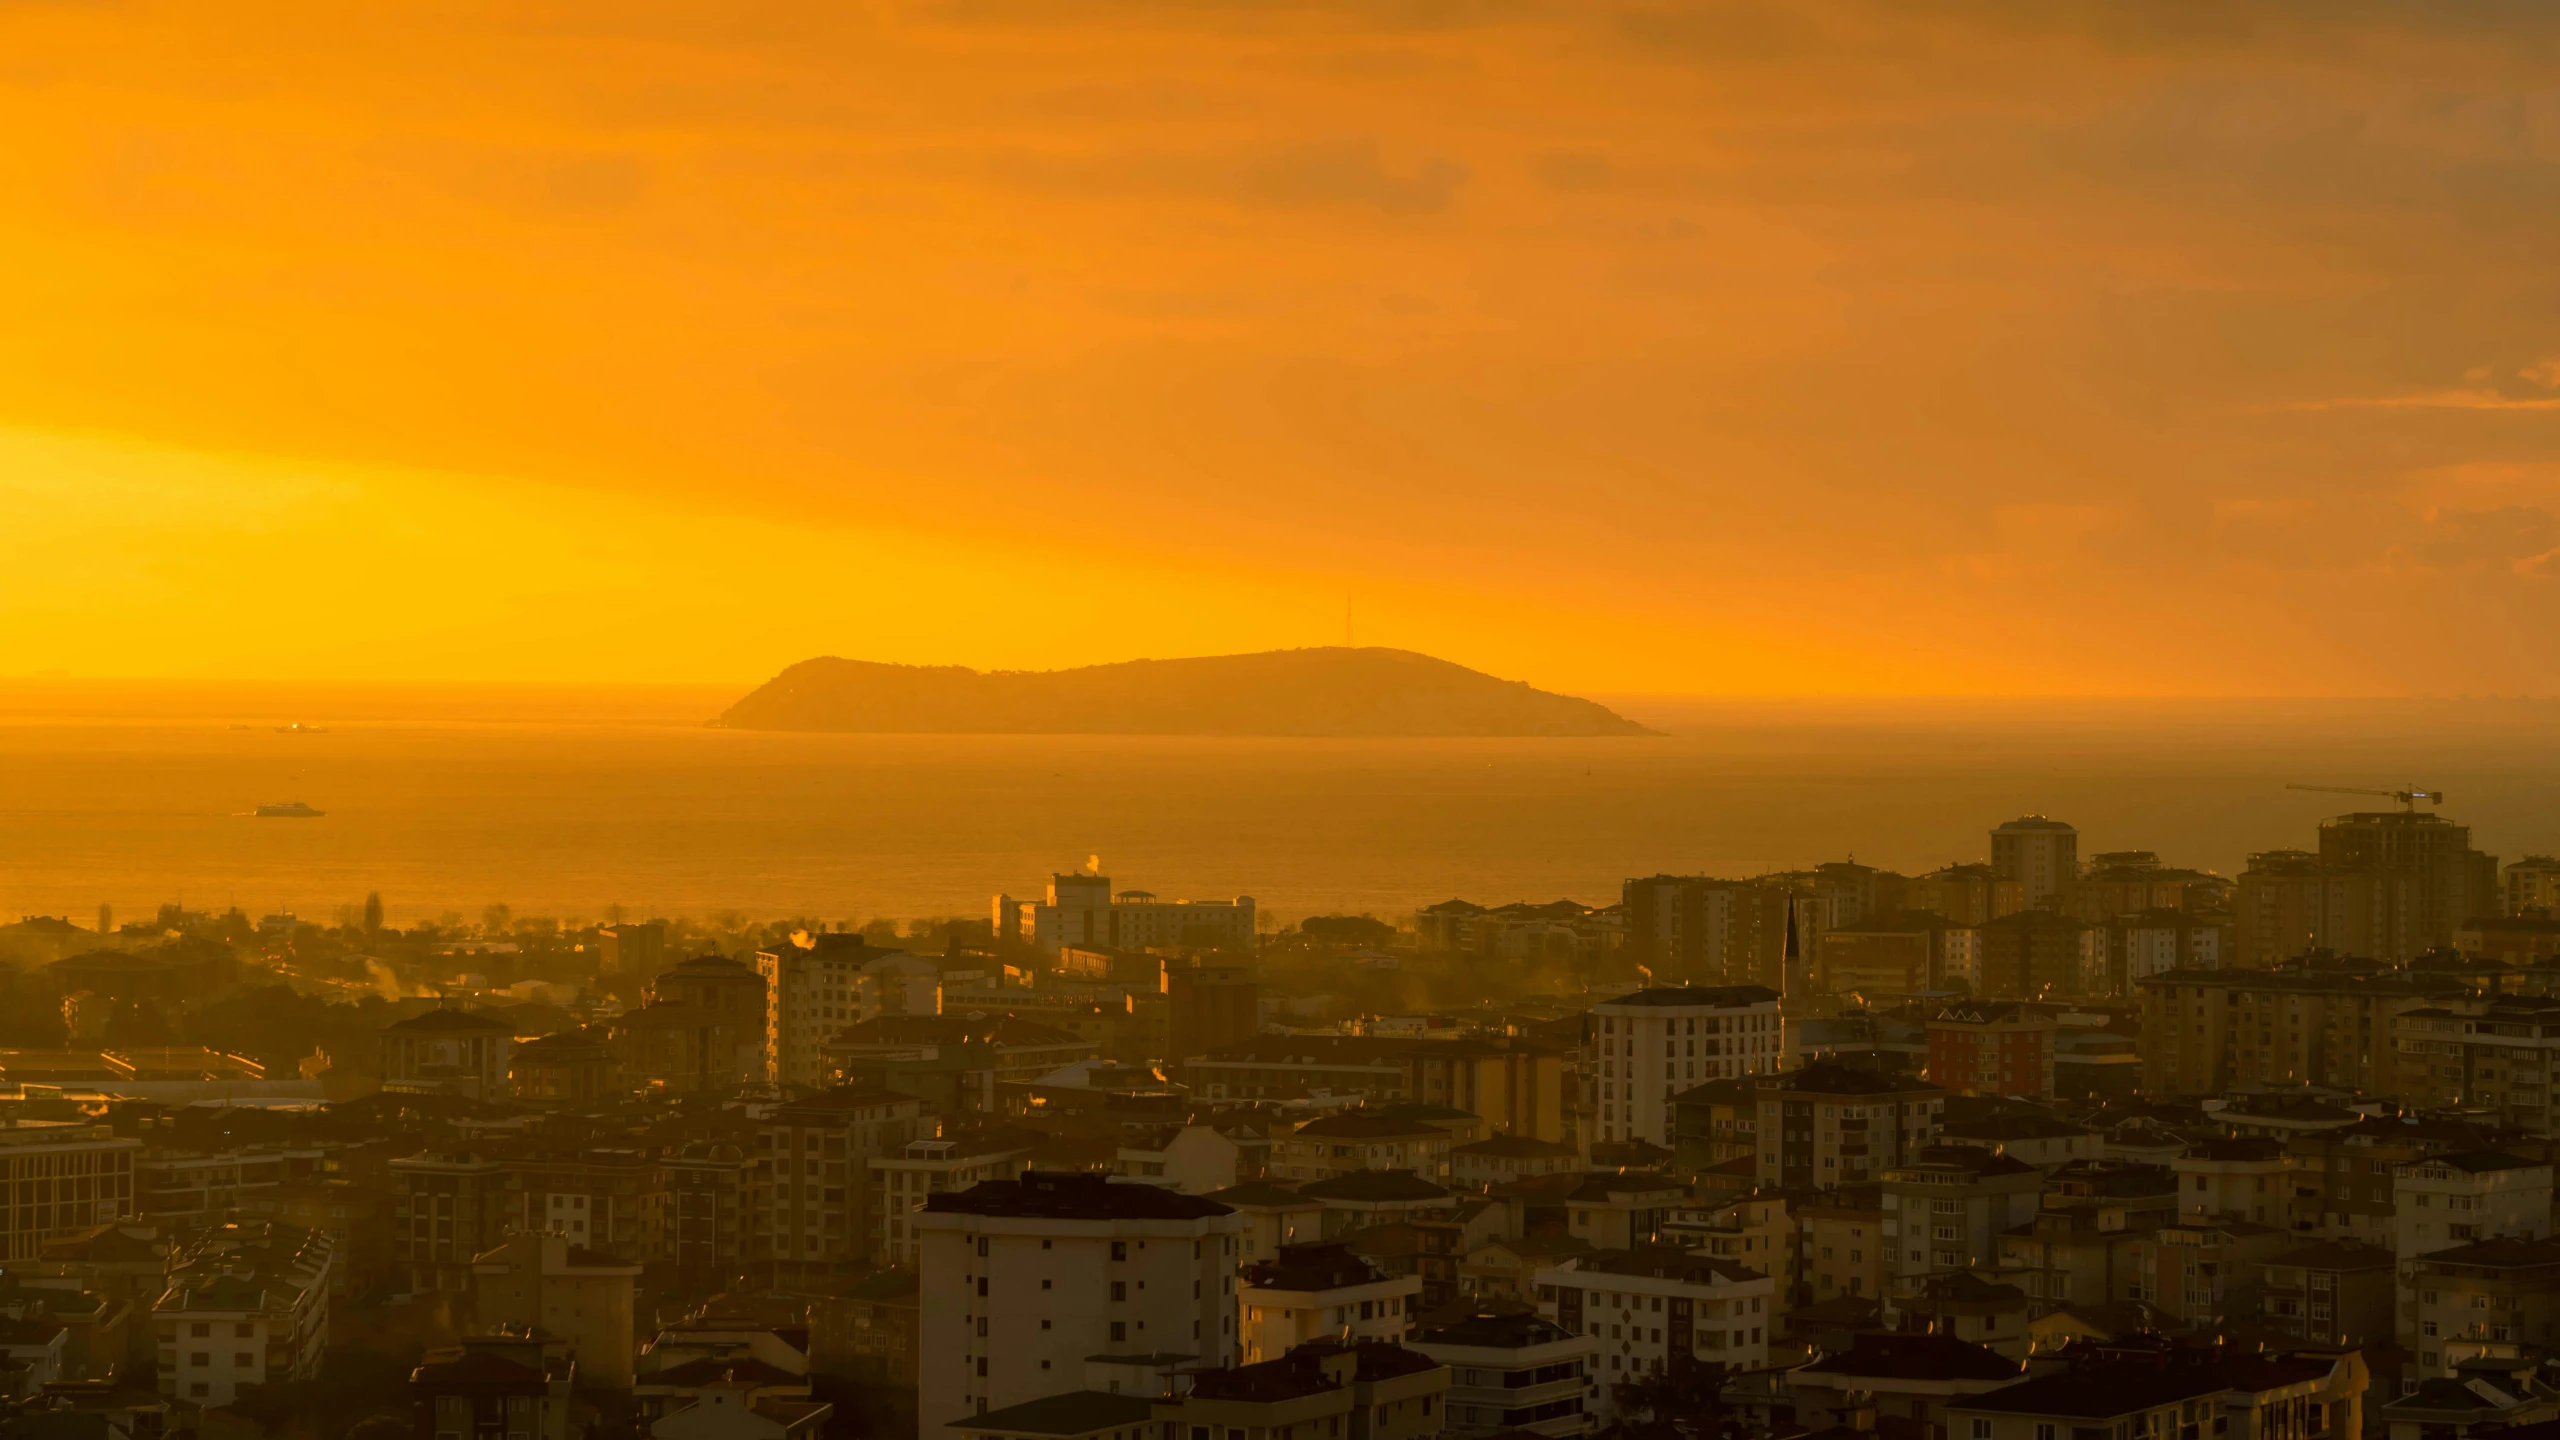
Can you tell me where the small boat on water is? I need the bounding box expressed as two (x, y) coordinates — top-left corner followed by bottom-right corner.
(254, 801), (325, 818)
(274, 723), (328, 734)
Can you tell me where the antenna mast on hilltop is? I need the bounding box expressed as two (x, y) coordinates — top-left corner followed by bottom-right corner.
(2286, 783), (2446, 813)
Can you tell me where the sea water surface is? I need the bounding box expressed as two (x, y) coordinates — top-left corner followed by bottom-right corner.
(6, 682), (2560, 928)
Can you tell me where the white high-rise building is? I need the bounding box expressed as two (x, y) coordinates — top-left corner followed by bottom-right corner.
(1586, 986), (1786, 1148)
(916, 1171), (1244, 1431)
(995, 870), (1256, 955)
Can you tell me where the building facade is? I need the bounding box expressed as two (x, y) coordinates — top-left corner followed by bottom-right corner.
(1587, 986), (1786, 1148)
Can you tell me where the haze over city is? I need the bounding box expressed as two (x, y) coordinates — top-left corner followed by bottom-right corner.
(10, 7), (2560, 1440)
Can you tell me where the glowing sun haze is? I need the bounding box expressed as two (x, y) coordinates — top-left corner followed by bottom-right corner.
(9, 1), (2560, 695)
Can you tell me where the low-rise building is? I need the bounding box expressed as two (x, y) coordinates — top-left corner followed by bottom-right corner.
(1947, 1348), (2367, 1440)
(378, 1008), (514, 1099)
(1239, 1244), (1420, 1363)
(2173, 1138), (2291, 1226)
(1451, 1136), (1579, 1192)
(1410, 1309), (1598, 1439)
(151, 1221), (332, 1408)
(410, 1334), (577, 1440)
(1115, 1126), (1240, 1195)
(1531, 1248), (1775, 1392)
(1787, 1331), (2022, 1435)
(2394, 1151), (2552, 1261)
(946, 1390), (1156, 1440)
(1274, 1114), (1457, 1187)
(1150, 1341), (1448, 1440)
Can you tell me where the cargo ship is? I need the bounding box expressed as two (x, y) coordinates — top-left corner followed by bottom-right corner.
(254, 801), (325, 818)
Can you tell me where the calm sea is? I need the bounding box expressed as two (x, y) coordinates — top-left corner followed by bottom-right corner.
(7, 682), (2560, 930)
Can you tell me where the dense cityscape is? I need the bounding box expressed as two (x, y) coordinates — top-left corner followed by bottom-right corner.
(0, 802), (2544, 1440)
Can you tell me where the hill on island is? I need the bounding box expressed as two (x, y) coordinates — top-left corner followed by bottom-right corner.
(714, 647), (1655, 737)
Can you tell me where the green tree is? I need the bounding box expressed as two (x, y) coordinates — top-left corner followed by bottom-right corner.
(362, 892), (384, 936)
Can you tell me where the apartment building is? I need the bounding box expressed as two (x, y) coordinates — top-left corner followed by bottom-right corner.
(2396, 996), (2560, 1131)
(378, 1008), (514, 1099)
(869, 1128), (1037, 1269)
(0, 1120), (140, 1264)
(1620, 876), (1789, 989)
(1993, 1159), (2175, 1310)
(1274, 1114), (1456, 1187)
(1751, 1064), (1943, 1190)
(619, 954), (768, 1092)
(1239, 1243), (1421, 1362)
(1880, 1146), (2041, 1318)
(1947, 1351), (2367, 1440)
(2174, 1138), (2291, 1226)
(759, 1086), (932, 1280)
(996, 872), (1256, 956)
(667, 1141), (755, 1293)
(2394, 1151), (2551, 1261)
(2139, 1218), (2294, 1330)
(2260, 1239), (2394, 1348)
(2136, 958), (2473, 1097)
(502, 1146), (658, 1257)
(915, 1171), (1245, 1431)
(472, 1230), (643, 1389)
(1795, 1185), (1884, 1306)
(1149, 1342), (1448, 1440)
(2279, 1114), (2492, 1243)
(1532, 1248), (1775, 1390)
(1589, 986), (1786, 1148)
(1402, 1041), (1568, 1143)
(2234, 811), (2498, 967)
(1990, 816), (2078, 908)
(1925, 1002), (2057, 1099)
(1452, 1136), (1578, 1191)
(1972, 911), (2097, 999)
(389, 1151), (512, 1292)
(1182, 1036), (1411, 1104)
(151, 1221), (332, 1408)
(1410, 1309), (1597, 1439)
(2402, 1236), (2560, 1380)
(757, 933), (940, 1087)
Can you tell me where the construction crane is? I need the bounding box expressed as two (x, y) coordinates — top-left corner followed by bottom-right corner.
(2286, 783), (2446, 812)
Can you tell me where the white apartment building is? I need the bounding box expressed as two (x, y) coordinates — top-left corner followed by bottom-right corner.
(1880, 1146), (2043, 1320)
(1411, 1310), (1600, 1439)
(757, 933), (939, 1087)
(1238, 1242), (1421, 1363)
(915, 1171), (1245, 1432)
(869, 1130), (1037, 1270)
(2395, 1151), (2552, 1261)
(1587, 986), (1786, 1148)
(995, 871), (1256, 956)
(153, 1221), (333, 1408)
(1532, 1249), (1773, 1404)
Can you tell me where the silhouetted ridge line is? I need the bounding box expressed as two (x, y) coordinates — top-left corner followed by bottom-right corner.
(713, 647), (1655, 737)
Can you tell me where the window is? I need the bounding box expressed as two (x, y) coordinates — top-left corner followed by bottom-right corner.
(1971, 1423), (1992, 1440)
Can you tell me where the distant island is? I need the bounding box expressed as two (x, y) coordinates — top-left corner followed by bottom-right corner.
(714, 647), (1655, 737)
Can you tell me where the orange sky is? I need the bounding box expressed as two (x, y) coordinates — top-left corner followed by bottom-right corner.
(8, 2), (2560, 695)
